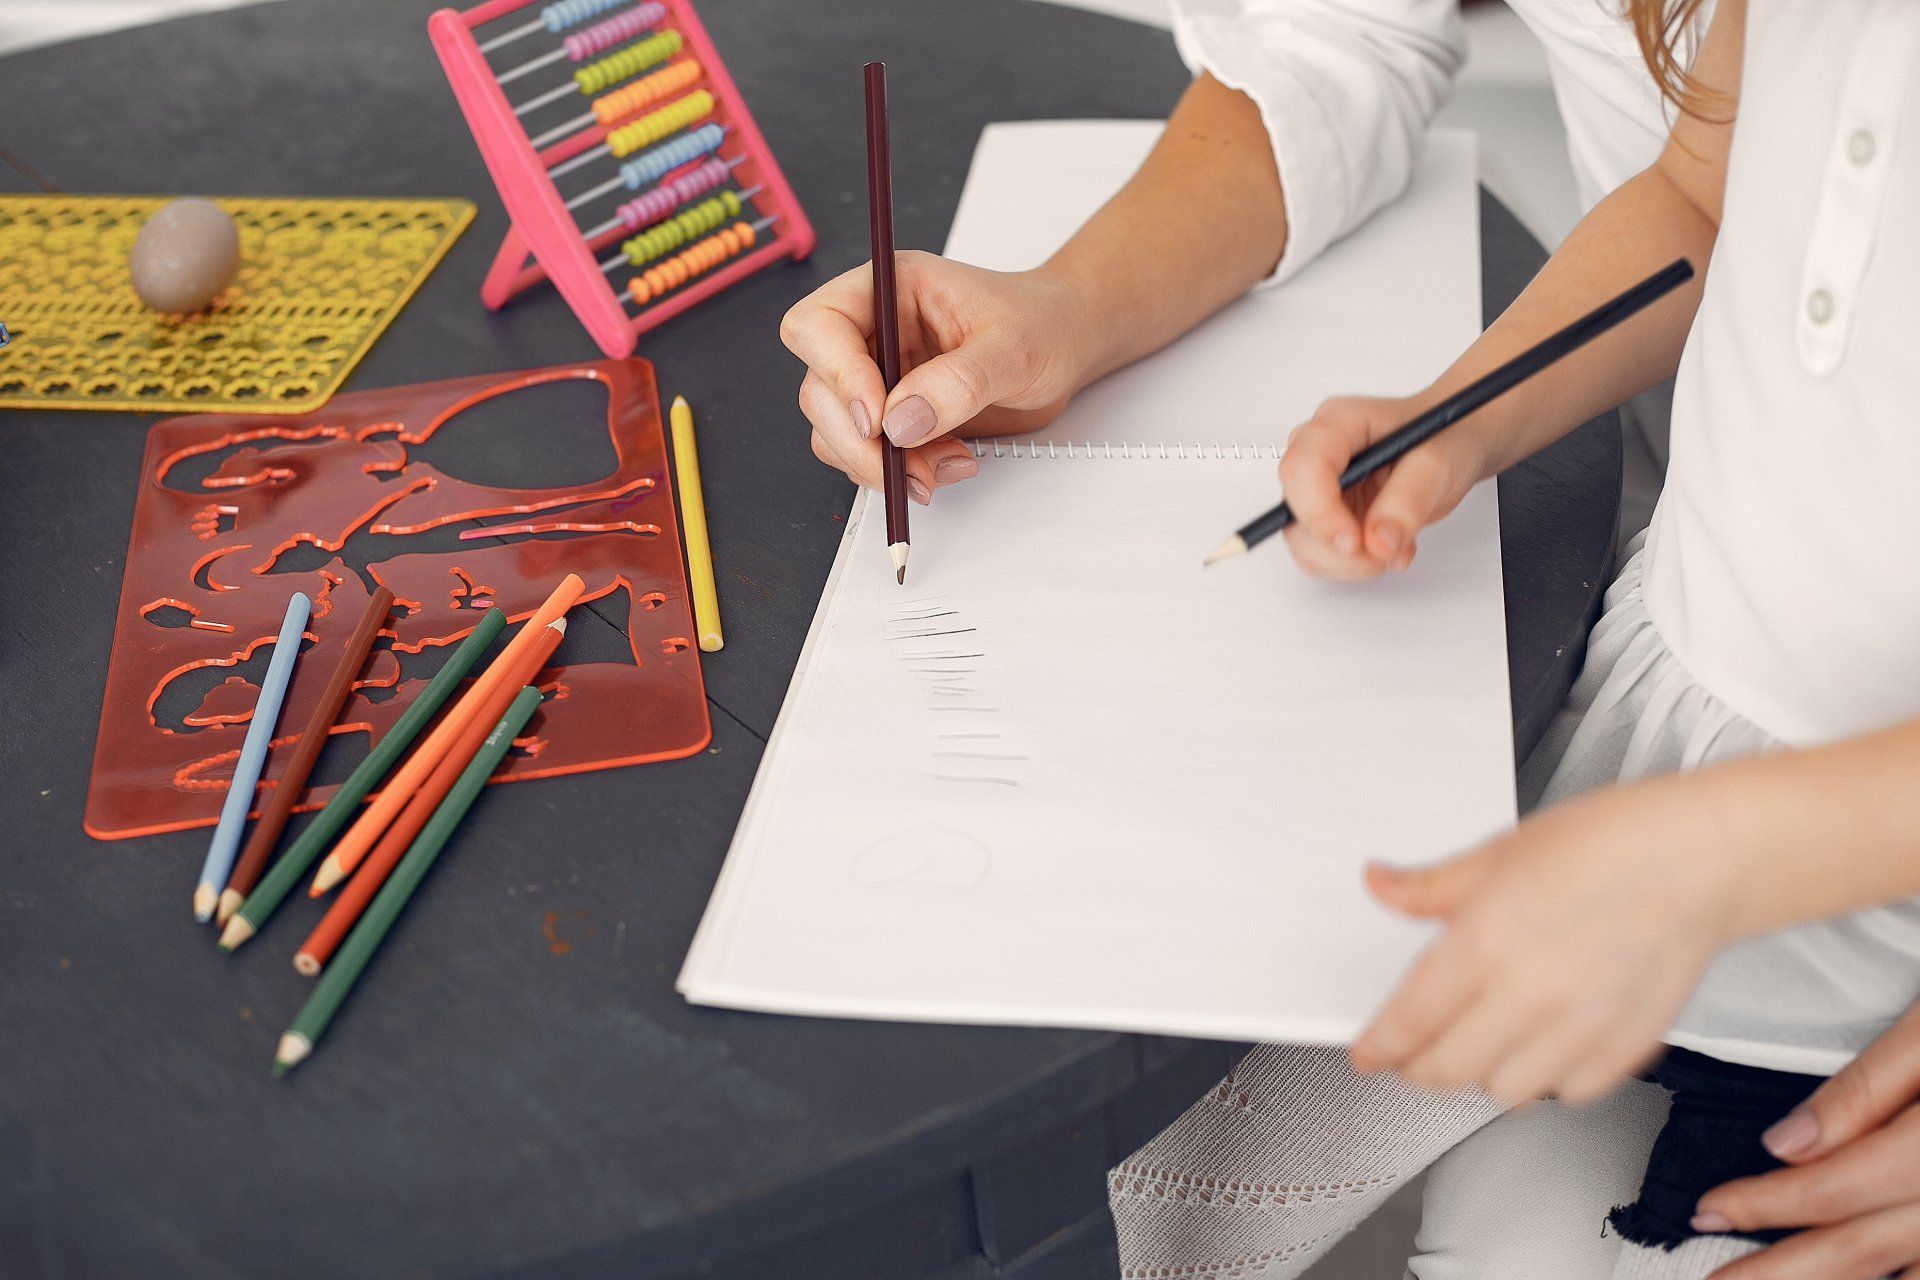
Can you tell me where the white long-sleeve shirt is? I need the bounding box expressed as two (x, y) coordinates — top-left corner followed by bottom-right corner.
(1171, 0), (1703, 282)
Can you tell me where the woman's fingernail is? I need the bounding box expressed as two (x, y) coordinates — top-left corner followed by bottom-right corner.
(1334, 530), (1357, 555)
(850, 400), (874, 440)
(933, 455), (978, 485)
(1762, 1107), (1819, 1159)
(1373, 522), (1404, 556)
(907, 476), (931, 506)
(883, 396), (936, 447)
(1690, 1212), (1733, 1235)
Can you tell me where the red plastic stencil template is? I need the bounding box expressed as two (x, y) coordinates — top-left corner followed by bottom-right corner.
(86, 358), (711, 840)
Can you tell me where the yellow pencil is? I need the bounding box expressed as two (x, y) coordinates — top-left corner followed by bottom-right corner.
(669, 394), (724, 652)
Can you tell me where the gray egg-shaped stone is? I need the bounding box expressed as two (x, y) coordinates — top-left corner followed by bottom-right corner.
(129, 198), (240, 313)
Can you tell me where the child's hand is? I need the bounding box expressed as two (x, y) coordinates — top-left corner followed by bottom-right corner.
(779, 252), (1098, 505)
(1277, 395), (1491, 579)
(1349, 777), (1740, 1105)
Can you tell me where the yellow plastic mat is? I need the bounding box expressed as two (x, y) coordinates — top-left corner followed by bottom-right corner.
(0, 195), (474, 414)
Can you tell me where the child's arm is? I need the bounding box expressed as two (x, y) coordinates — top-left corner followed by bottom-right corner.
(1350, 715), (1920, 1106)
(1276, 0), (1743, 579)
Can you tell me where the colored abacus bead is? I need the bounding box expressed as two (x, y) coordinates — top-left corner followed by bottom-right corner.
(626, 219), (760, 305)
(541, 0), (626, 31)
(614, 157), (732, 231)
(617, 121), (726, 189)
(574, 29), (683, 95)
(616, 188), (741, 267)
(605, 89), (714, 159)
(562, 0), (665, 59)
(591, 56), (702, 126)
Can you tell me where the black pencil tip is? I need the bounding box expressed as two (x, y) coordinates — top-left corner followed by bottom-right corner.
(896, 566), (906, 585)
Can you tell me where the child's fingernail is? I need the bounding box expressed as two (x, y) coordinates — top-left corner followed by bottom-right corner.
(884, 396), (936, 447)
(851, 400), (874, 440)
(908, 476), (932, 506)
(1690, 1212), (1733, 1235)
(1762, 1107), (1819, 1159)
(1334, 530), (1357, 555)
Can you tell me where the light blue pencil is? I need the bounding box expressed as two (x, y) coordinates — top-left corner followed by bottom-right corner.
(194, 591), (311, 922)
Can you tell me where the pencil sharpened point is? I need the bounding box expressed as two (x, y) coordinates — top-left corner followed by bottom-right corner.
(215, 888), (243, 927)
(217, 916), (255, 952)
(192, 884), (217, 923)
(274, 1033), (312, 1077)
(1203, 535), (1248, 567)
(896, 567), (906, 585)
(889, 541), (909, 585)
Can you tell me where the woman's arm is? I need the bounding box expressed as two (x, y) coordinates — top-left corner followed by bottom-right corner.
(1273, 0), (1744, 579)
(1351, 714), (1920, 1105)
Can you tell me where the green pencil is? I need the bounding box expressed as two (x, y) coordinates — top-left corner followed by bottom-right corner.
(219, 608), (508, 951)
(273, 685), (542, 1077)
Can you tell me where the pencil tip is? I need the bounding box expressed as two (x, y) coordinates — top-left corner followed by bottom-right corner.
(889, 541), (909, 585)
(1203, 535), (1248, 567)
(896, 566), (906, 585)
(217, 915), (254, 952)
(293, 953), (321, 978)
(215, 889), (242, 927)
(192, 884), (216, 922)
(309, 859), (342, 897)
(274, 1033), (311, 1077)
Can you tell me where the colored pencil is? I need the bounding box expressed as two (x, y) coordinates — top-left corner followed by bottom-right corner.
(307, 573), (583, 896)
(669, 394), (724, 652)
(218, 608), (508, 951)
(194, 591), (311, 923)
(215, 585), (394, 926)
(293, 617), (564, 976)
(864, 61), (910, 586)
(273, 685), (545, 1077)
(1205, 258), (1696, 565)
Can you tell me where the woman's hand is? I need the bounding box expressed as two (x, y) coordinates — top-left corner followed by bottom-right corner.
(779, 252), (1100, 504)
(1275, 394), (1491, 579)
(1691, 1001), (1920, 1280)
(1349, 775), (1741, 1105)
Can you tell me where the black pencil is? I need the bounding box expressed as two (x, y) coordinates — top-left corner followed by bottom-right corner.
(864, 61), (910, 585)
(1205, 257), (1695, 566)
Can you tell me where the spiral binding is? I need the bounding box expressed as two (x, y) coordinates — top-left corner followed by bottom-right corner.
(590, 55), (701, 126)
(609, 157), (732, 233)
(541, 0), (626, 34)
(605, 88), (713, 158)
(614, 189), (741, 266)
(573, 29), (683, 96)
(970, 440), (1285, 460)
(562, 1), (667, 60)
(625, 219), (760, 305)
(615, 122), (726, 191)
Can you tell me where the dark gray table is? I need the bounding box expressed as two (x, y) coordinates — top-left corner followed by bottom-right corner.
(0, 2), (1619, 1278)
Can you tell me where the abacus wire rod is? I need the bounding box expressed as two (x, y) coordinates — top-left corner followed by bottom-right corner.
(495, 44), (569, 87)
(514, 78), (583, 118)
(477, 16), (545, 52)
(547, 141), (612, 180)
(530, 109), (599, 151)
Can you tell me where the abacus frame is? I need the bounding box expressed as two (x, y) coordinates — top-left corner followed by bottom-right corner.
(428, 0), (816, 359)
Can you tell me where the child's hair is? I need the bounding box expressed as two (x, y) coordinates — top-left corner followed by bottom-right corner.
(1626, 0), (1716, 115)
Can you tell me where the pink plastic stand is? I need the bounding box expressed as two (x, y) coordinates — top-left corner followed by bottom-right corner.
(428, 0), (816, 358)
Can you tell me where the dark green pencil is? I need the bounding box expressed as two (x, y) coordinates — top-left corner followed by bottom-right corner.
(273, 685), (542, 1076)
(219, 608), (508, 951)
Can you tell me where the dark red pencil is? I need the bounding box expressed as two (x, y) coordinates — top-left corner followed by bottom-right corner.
(864, 61), (910, 585)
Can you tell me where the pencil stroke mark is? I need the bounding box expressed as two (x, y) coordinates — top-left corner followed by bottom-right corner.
(932, 751), (1028, 761)
(926, 772), (1020, 787)
(907, 653), (985, 661)
(907, 667), (976, 674)
(886, 628), (978, 640)
(889, 610), (957, 623)
(929, 687), (976, 697)
(850, 821), (991, 888)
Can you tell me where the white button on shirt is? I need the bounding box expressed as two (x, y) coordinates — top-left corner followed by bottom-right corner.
(1169, 0), (1706, 282)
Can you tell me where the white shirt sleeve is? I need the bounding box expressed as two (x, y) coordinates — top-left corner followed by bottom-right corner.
(1169, 0), (1465, 285)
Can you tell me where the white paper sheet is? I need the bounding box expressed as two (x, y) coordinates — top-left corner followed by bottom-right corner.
(679, 123), (1514, 1044)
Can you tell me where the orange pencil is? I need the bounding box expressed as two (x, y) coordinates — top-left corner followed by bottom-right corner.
(293, 617), (566, 976)
(308, 572), (583, 896)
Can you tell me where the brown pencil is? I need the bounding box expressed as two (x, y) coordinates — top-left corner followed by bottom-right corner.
(215, 585), (394, 927)
(864, 61), (910, 585)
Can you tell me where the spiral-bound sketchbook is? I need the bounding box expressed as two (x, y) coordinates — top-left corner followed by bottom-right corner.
(679, 124), (1514, 1044)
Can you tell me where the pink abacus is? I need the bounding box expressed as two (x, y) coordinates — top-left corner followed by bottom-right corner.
(428, 0), (816, 358)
